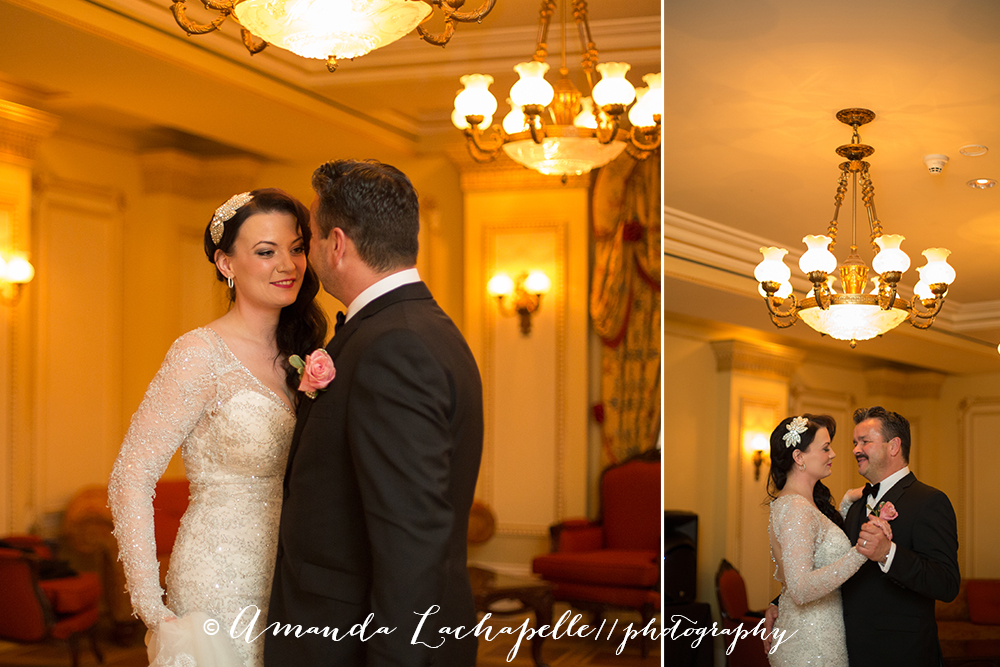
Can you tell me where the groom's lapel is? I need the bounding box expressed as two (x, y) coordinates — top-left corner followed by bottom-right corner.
(879, 471), (915, 511)
(284, 397), (314, 484)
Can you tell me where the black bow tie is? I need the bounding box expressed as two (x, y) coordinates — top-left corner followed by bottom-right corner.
(335, 311), (346, 334)
(864, 482), (881, 501)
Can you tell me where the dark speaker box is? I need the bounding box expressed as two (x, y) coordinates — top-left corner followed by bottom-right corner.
(664, 510), (698, 603)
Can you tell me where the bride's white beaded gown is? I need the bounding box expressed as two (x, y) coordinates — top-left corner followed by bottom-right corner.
(109, 328), (295, 667)
(768, 494), (867, 667)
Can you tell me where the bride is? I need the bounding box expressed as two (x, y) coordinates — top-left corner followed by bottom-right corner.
(766, 414), (891, 667)
(109, 189), (327, 666)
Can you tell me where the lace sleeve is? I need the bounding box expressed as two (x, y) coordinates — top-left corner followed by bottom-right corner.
(773, 496), (867, 606)
(839, 491), (855, 519)
(108, 333), (216, 629)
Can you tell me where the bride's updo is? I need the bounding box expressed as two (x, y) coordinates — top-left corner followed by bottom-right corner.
(203, 188), (328, 395)
(767, 414), (846, 531)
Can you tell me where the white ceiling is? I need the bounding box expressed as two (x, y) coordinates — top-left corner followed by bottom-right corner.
(665, 0), (1000, 372)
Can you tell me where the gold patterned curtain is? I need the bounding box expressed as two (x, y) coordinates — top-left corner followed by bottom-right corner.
(590, 152), (661, 467)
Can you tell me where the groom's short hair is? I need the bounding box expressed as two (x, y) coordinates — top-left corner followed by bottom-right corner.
(853, 406), (911, 462)
(311, 159), (419, 272)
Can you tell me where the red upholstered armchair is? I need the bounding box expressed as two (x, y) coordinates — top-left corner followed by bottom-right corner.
(532, 451), (661, 656)
(0, 535), (104, 667)
(715, 559), (769, 667)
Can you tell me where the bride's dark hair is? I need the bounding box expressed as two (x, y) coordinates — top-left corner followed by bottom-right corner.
(767, 414), (845, 531)
(204, 188), (328, 397)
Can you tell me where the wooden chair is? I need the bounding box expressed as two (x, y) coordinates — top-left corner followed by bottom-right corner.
(715, 559), (769, 667)
(0, 535), (104, 667)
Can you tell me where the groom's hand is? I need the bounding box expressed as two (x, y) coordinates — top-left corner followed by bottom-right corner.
(858, 518), (892, 563)
(762, 604), (779, 653)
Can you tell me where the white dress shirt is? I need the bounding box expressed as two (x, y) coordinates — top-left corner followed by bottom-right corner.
(867, 465), (910, 572)
(344, 268), (421, 322)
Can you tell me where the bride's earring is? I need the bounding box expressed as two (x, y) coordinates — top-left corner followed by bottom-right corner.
(227, 275), (234, 289)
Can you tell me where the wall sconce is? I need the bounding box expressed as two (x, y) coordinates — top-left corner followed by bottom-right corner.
(0, 254), (35, 306)
(749, 434), (769, 482)
(487, 271), (551, 335)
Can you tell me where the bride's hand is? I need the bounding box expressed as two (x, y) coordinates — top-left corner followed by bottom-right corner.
(866, 515), (893, 542)
(846, 486), (865, 503)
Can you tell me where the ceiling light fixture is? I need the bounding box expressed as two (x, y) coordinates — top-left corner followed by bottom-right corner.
(451, 0), (661, 179)
(171, 0), (496, 72)
(754, 109), (956, 348)
(967, 178), (997, 189)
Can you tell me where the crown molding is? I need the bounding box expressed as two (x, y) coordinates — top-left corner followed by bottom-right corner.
(665, 205), (1000, 333)
(864, 368), (947, 400)
(710, 339), (806, 382)
(0, 99), (60, 166)
(138, 149), (263, 199)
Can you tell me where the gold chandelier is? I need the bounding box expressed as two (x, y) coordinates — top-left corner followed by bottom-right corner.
(171, 0), (496, 72)
(754, 109), (956, 348)
(451, 0), (661, 178)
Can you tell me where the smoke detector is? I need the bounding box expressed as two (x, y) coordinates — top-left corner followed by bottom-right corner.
(923, 154), (950, 174)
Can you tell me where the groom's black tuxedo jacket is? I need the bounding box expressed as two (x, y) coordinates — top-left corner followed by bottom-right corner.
(842, 472), (960, 667)
(265, 282), (484, 667)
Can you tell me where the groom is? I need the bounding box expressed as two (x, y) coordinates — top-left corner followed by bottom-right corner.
(765, 406), (960, 667)
(265, 159), (484, 667)
(844, 406), (959, 667)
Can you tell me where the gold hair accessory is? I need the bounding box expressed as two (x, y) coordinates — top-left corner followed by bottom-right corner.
(783, 416), (809, 448)
(210, 192), (253, 245)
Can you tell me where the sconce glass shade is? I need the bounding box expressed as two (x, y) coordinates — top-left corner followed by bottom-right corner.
(799, 302), (909, 342)
(233, 0), (432, 61)
(628, 73), (661, 127)
(524, 271), (551, 295)
(487, 273), (515, 297)
(872, 234), (911, 274)
(920, 248), (956, 284)
(502, 101), (527, 135)
(755, 247), (792, 283)
(453, 74), (498, 128)
(799, 235), (838, 274)
(913, 279), (934, 300)
(3, 257), (34, 283)
(509, 62), (554, 108)
(573, 97), (599, 129)
(592, 62), (636, 108)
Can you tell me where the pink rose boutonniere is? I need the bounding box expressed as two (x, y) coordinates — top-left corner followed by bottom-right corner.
(874, 501), (898, 521)
(290, 349), (335, 399)
(867, 500), (898, 520)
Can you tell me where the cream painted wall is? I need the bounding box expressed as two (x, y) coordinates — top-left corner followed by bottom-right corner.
(462, 180), (591, 574)
(663, 330), (721, 606)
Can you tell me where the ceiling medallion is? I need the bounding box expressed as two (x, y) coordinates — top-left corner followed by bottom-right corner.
(171, 0), (496, 72)
(754, 109), (956, 348)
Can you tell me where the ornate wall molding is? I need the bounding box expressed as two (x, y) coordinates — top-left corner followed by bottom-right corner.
(710, 339), (806, 382)
(481, 220), (568, 532)
(0, 99), (59, 167)
(864, 368), (947, 399)
(138, 149), (263, 200)
(958, 397), (1000, 577)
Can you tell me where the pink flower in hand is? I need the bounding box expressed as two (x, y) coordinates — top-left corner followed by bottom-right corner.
(879, 501), (898, 521)
(291, 349), (335, 399)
